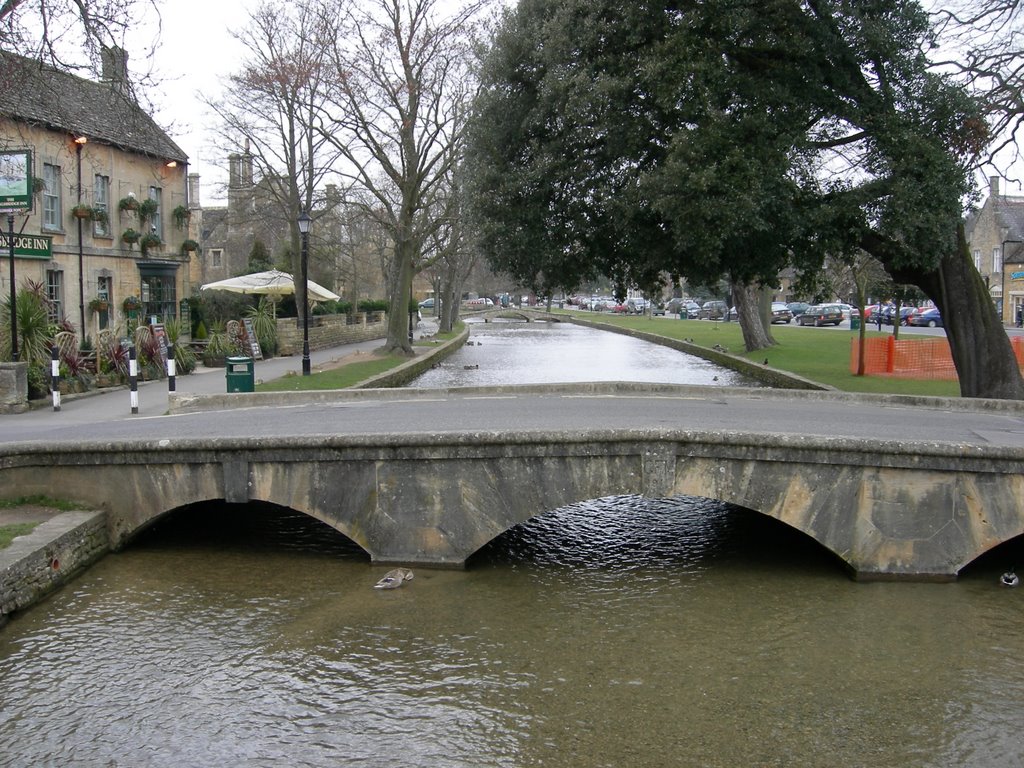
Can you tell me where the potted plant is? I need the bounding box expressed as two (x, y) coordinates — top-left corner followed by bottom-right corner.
(71, 203), (93, 220)
(121, 228), (141, 246)
(88, 296), (109, 313)
(118, 195), (139, 213)
(122, 295), (142, 313)
(91, 207), (109, 225)
(180, 238), (200, 255)
(172, 205), (191, 229)
(140, 232), (162, 255)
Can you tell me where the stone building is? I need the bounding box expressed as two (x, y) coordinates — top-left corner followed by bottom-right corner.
(965, 176), (1024, 325)
(0, 49), (190, 340)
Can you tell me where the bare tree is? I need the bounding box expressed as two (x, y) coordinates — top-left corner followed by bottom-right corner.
(205, 0), (342, 319)
(930, 1), (1024, 178)
(319, 0), (483, 354)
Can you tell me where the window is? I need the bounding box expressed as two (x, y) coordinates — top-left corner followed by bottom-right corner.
(148, 186), (162, 239)
(46, 269), (64, 323)
(139, 263), (178, 322)
(994, 246), (1003, 274)
(97, 275), (112, 330)
(210, 248), (223, 267)
(42, 164), (61, 230)
(93, 175), (110, 237)
(973, 250), (981, 271)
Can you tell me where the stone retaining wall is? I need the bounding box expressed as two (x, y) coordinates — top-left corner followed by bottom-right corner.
(276, 312), (388, 356)
(0, 511), (109, 626)
(0, 362), (28, 414)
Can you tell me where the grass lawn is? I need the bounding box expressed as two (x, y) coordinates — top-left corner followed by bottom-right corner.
(575, 313), (963, 397)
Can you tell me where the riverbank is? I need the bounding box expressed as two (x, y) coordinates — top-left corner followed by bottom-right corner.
(0, 505), (108, 628)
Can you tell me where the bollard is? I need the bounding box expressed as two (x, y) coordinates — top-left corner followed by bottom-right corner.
(50, 345), (60, 412)
(167, 343), (176, 393)
(129, 345), (138, 414)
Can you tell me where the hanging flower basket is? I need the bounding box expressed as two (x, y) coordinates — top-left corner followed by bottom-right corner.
(172, 205), (191, 229)
(140, 232), (162, 255)
(138, 198), (159, 221)
(119, 196), (139, 213)
(121, 228), (141, 246)
(88, 297), (109, 313)
(180, 238), (200, 255)
(71, 203), (93, 220)
(122, 296), (142, 313)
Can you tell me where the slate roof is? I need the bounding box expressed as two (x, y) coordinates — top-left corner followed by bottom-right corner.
(0, 51), (187, 163)
(993, 196), (1024, 242)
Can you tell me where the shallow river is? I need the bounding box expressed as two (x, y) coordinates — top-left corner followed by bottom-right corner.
(409, 317), (759, 387)
(1, 320), (1023, 766)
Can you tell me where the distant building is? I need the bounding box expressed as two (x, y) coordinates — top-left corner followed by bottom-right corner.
(965, 176), (1024, 325)
(0, 49), (189, 338)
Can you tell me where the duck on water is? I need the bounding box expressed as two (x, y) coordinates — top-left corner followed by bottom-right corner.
(374, 568), (414, 589)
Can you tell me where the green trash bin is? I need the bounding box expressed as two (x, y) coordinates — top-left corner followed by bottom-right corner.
(850, 316), (861, 331)
(226, 356), (255, 392)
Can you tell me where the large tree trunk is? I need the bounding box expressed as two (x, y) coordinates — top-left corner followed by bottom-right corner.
(381, 243), (415, 355)
(732, 281), (774, 352)
(873, 224), (1024, 399)
(915, 225), (1024, 399)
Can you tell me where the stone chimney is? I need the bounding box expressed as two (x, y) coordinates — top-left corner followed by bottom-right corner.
(991, 176), (1001, 198)
(188, 173), (201, 209)
(100, 46), (130, 97)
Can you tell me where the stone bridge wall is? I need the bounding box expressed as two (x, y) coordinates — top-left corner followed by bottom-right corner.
(0, 431), (1020, 581)
(276, 312), (388, 356)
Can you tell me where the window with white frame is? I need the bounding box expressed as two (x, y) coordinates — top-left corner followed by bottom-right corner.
(994, 247), (1002, 275)
(42, 164), (61, 230)
(973, 249), (981, 271)
(46, 269), (64, 323)
(148, 186), (162, 239)
(93, 174), (110, 237)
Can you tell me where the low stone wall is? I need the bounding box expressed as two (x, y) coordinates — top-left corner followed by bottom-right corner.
(277, 312), (388, 356)
(0, 362), (29, 414)
(0, 510), (109, 626)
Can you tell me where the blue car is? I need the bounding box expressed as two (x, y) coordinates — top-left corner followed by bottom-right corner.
(908, 307), (942, 328)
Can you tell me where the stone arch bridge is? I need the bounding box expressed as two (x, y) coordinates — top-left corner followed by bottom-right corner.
(0, 427), (1020, 581)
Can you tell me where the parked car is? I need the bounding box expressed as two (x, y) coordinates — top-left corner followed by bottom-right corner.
(626, 298), (647, 314)
(908, 307), (943, 327)
(700, 300), (728, 320)
(798, 304), (844, 326)
(418, 298), (435, 309)
(770, 302), (793, 324)
(465, 297), (493, 307)
(684, 300), (701, 319)
(787, 302), (810, 317)
(651, 302), (666, 316)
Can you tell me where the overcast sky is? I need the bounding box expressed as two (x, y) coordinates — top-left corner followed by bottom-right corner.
(148, 0), (257, 205)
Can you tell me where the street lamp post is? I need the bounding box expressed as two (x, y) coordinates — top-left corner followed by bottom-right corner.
(298, 210), (312, 376)
(75, 136), (87, 338)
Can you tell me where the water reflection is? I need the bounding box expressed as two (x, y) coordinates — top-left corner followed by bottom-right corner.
(410, 319), (758, 387)
(1, 500), (1022, 766)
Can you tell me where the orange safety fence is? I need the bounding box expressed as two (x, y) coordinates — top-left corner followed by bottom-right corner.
(850, 335), (1024, 380)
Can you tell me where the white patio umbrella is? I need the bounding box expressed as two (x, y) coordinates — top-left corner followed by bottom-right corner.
(200, 268), (340, 302)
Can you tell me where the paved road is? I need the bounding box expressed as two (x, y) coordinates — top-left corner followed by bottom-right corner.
(2, 317), (1023, 450)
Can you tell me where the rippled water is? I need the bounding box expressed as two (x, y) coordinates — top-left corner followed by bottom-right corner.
(1, 500), (1022, 767)
(410, 318), (758, 387)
